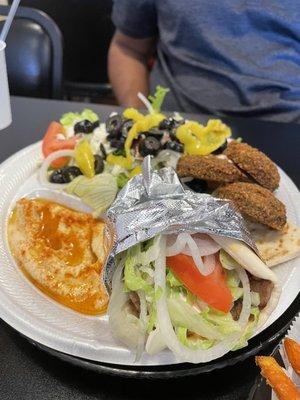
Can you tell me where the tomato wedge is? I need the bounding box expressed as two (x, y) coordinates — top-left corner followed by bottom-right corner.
(166, 253), (233, 313)
(42, 121), (79, 168)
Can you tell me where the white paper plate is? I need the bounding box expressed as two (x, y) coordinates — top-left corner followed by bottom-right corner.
(0, 142), (299, 366)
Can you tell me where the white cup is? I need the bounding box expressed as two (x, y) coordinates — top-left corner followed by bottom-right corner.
(0, 40), (12, 130)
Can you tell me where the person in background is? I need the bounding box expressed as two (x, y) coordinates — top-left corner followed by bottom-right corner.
(108, 1), (300, 123)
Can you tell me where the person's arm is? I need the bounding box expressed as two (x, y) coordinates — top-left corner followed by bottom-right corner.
(108, 30), (157, 108)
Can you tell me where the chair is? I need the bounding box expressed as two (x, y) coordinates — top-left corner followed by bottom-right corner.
(15, 0), (115, 102)
(0, 5), (63, 99)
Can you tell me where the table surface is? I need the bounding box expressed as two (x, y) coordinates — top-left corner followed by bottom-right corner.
(0, 96), (299, 400)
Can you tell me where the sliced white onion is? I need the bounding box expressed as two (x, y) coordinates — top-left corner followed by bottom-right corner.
(235, 267), (252, 329)
(202, 254), (216, 275)
(137, 92), (154, 114)
(257, 282), (281, 328)
(166, 233), (188, 256)
(135, 290), (148, 361)
(192, 233), (221, 256)
(39, 149), (75, 189)
(166, 233), (216, 276)
(167, 233), (220, 258)
(108, 258), (145, 354)
(140, 236), (161, 266)
(145, 328), (166, 355)
(138, 290), (148, 327)
(154, 236), (251, 364)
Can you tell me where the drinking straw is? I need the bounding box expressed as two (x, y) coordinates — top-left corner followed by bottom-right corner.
(0, 0), (21, 42)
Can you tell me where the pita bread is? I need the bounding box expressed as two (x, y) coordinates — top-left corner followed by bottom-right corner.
(247, 221), (300, 267)
(210, 235), (281, 327)
(211, 235), (277, 282)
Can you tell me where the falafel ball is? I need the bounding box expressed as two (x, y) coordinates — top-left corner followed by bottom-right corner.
(177, 154), (250, 183)
(224, 141), (280, 191)
(215, 182), (286, 230)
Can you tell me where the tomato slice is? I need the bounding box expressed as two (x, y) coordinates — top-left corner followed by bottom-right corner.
(166, 253), (233, 313)
(42, 121), (78, 168)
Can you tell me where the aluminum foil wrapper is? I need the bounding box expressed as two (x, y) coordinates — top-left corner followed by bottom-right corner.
(104, 156), (257, 290)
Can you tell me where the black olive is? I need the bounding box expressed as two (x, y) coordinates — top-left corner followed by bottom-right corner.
(49, 169), (67, 184)
(94, 155), (104, 174)
(165, 140), (184, 153)
(212, 140), (227, 155)
(106, 114), (123, 136)
(99, 143), (107, 160)
(49, 166), (82, 184)
(121, 119), (134, 138)
(147, 128), (164, 139)
(185, 179), (208, 193)
(139, 136), (161, 157)
(74, 119), (94, 134)
(92, 120), (100, 129)
(107, 132), (118, 140)
(159, 118), (176, 131)
(62, 166), (82, 181)
(110, 137), (126, 149)
(158, 117), (182, 131)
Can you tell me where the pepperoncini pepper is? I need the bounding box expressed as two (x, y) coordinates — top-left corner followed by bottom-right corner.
(75, 139), (95, 178)
(123, 108), (144, 122)
(107, 111), (165, 169)
(176, 119), (231, 155)
(129, 165), (142, 177)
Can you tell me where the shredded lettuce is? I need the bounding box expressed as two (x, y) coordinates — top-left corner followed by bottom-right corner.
(167, 295), (225, 340)
(226, 270), (243, 301)
(123, 242), (160, 334)
(60, 109), (99, 126)
(141, 238), (155, 253)
(166, 269), (182, 288)
(230, 287), (244, 301)
(122, 235), (254, 352)
(176, 327), (215, 350)
(220, 249), (241, 270)
(251, 292), (260, 307)
(148, 86), (170, 113)
(227, 270), (240, 288)
(201, 308), (241, 335)
(233, 307), (260, 350)
(147, 306), (157, 333)
(124, 248), (153, 294)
